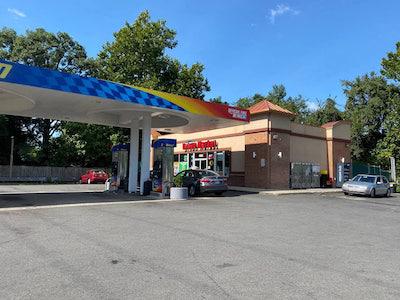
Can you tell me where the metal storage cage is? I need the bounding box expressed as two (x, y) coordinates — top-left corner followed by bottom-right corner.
(290, 162), (321, 189)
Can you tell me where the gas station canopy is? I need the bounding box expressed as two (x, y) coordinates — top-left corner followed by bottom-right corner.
(0, 60), (249, 132)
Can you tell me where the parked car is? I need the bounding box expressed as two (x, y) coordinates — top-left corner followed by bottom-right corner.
(80, 170), (109, 184)
(174, 169), (228, 196)
(342, 174), (391, 197)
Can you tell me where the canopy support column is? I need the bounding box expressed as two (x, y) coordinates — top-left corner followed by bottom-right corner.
(128, 118), (139, 193)
(140, 113), (151, 195)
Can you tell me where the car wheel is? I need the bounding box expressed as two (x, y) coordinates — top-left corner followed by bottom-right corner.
(386, 188), (391, 198)
(370, 188), (376, 198)
(344, 192), (348, 195)
(189, 185), (196, 197)
(87, 178), (91, 184)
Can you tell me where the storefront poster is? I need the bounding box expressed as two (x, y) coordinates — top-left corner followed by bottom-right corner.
(179, 162), (189, 172)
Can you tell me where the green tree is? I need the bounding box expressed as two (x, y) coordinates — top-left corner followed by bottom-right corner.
(50, 123), (126, 167)
(266, 84), (287, 103)
(97, 11), (210, 99)
(343, 73), (397, 164)
(0, 115), (36, 165)
(306, 98), (343, 126)
(234, 93), (264, 108)
(266, 85), (309, 122)
(235, 85), (310, 123)
(235, 97), (253, 108)
(381, 42), (400, 82)
(208, 96), (228, 105)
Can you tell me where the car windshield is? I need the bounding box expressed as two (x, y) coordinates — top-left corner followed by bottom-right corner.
(358, 176), (376, 183)
(197, 170), (219, 177)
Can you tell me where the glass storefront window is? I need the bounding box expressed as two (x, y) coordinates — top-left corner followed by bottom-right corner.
(177, 154), (189, 173)
(176, 150), (230, 176)
(207, 152), (215, 171)
(195, 152), (206, 159)
(188, 153), (194, 168)
(216, 151), (224, 175)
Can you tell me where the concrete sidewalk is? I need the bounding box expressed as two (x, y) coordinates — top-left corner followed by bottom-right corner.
(229, 186), (342, 195)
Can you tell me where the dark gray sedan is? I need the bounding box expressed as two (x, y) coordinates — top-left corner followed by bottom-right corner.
(342, 174), (391, 197)
(175, 169), (228, 196)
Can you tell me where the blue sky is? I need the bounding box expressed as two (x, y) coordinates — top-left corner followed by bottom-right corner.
(1, 0), (400, 109)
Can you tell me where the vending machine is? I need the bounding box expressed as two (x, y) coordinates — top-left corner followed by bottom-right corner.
(152, 139), (176, 196)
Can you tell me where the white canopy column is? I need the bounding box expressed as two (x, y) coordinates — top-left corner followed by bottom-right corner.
(140, 113), (151, 195)
(128, 117), (139, 193)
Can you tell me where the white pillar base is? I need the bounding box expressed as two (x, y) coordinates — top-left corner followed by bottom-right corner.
(128, 118), (139, 193)
(140, 114), (151, 195)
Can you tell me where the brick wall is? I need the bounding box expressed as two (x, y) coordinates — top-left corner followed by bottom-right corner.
(332, 140), (351, 182)
(228, 172), (245, 186)
(269, 132), (291, 189)
(244, 132), (269, 188)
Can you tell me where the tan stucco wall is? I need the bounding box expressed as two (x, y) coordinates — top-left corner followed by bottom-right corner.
(290, 122), (326, 138)
(243, 117), (268, 132)
(290, 136), (328, 170)
(270, 113), (291, 130)
(332, 124), (351, 140)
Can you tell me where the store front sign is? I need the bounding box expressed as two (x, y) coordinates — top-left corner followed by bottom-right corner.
(183, 140), (218, 151)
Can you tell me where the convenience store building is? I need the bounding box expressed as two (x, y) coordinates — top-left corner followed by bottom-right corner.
(156, 100), (351, 189)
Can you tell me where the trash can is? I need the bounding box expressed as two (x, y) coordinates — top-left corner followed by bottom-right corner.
(143, 180), (152, 196)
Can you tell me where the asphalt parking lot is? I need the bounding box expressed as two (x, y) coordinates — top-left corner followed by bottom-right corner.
(0, 191), (399, 299)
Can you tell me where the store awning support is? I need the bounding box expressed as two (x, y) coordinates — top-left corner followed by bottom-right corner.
(128, 117), (139, 193)
(140, 113), (151, 195)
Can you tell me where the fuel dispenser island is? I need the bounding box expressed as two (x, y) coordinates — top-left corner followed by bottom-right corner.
(152, 139), (177, 196)
(110, 144), (130, 192)
(109, 139), (176, 196)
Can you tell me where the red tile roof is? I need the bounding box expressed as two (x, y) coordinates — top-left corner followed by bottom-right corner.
(248, 100), (295, 116)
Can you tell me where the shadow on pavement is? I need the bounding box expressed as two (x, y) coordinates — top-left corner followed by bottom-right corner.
(195, 190), (258, 198)
(0, 189), (259, 209)
(0, 192), (158, 209)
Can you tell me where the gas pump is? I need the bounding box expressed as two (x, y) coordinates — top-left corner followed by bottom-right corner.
(110, 144), (130, 191)
(152, 139), (176, 196)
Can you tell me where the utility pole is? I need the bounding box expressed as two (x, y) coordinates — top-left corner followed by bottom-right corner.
(9, 136), (14, 179)
(390, 157), (396, 182)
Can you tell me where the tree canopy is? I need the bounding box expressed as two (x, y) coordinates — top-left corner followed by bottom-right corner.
(306, 98), (343, 127)
(234, 85), (312, 123)
(342, 73), (400, 167)
(381, 42), (400, 82)
(97, 11), (210, 99)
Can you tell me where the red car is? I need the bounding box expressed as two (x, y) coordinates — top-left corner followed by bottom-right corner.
(80, 170), (109, 184)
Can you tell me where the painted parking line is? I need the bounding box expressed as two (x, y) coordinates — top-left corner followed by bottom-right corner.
(0, 198), (189, 213)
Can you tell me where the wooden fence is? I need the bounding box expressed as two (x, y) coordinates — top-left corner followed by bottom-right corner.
(0, 165), (94, 182)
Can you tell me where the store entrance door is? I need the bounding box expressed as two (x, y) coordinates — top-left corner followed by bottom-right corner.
(194, 158), (207, 170)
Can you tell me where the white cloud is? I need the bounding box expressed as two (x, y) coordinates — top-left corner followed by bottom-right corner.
(269, 4), (299, 24)
(7, 8), (26, 18)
